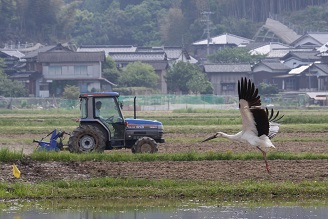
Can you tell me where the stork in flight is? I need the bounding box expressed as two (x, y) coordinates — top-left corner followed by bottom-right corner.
(202, 77), (283, 173)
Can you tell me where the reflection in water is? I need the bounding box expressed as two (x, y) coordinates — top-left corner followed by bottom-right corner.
(0, 199), (327, 219)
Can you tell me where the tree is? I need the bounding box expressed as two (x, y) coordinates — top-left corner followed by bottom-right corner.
(187, 72), (213, 94)
(208, 47), (265, 64)
(159, 7), (189, 46)
(0, 59), (27, 97)
(258, 82), (279, 95)
(166, 61), (211, 94)
(118, 62), (159, 89)
(62, 85), (80, 99)
(102, 56), (120, 84)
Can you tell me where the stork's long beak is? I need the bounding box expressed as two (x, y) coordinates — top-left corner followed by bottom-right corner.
(201, 134), (217, 142)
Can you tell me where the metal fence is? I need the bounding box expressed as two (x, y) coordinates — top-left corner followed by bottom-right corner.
(0, 93), (317, 111)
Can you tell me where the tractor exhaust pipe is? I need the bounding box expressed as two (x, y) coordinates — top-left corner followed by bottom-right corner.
(134, 96), (137, 119)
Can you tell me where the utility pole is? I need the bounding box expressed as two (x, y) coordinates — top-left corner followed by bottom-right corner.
(201, 11), (214, 57)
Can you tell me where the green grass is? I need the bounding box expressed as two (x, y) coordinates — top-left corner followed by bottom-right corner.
(1, 177), (327, 200)
(1, 149), (327, 162)
(0, 148), (23, 162)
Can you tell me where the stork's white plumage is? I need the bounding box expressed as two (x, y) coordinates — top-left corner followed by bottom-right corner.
(202, 77), (283, 173)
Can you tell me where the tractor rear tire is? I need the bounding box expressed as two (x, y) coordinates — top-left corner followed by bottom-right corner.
(68, 124), (106, 153)
(132, 137), (158, 153)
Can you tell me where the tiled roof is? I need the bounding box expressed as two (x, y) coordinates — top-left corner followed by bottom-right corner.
(204, 64), (252, 73)
(37, 52), (105, 62)
(137, 46), (185, 60)
(0, 50), (25, 59)
(267, 48), (313, 58)
(292, 32), (328, 46)
(78, 45), (137, 53)
(259, 59), (290, 71)
(193, 33), (252, 46)
(24, 45), (57, 59)
(109, 52), (167, 61)
(282, 51), (321, 61)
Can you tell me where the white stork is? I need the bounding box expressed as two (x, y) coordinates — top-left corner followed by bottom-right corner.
(202, 77), (283, 173)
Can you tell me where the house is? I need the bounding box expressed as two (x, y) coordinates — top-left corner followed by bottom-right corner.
(37, 51), (109, 97)
(77, 45), (137, 54)
(282, 62), (328, 92)
(245, 42), (291, 56)
(203, 63), (252, 95)
(0, 50), (25, 75)
(192, 33), (253, 60)
(252, 59), (291, 88)
(108, 51), (169, 93)
(14, 43), (74, 96)
(266, 48), (313, 59)
(291, 32), (328, 48)
(281, 50), (321, 68)
(136, 46), (198, 65)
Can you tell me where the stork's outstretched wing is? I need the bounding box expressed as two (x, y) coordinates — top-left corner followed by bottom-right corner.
(266, 108), (284, 139)
(238, 77), (269, 137)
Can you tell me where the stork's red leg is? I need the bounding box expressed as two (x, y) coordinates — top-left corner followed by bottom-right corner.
(256, 146), (271, 174)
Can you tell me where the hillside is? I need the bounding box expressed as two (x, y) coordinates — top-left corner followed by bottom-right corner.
(1, 0), (328, 47)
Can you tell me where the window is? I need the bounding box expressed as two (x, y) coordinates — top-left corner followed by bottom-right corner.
(39, 83), (49, 91)
(48, 66), (62, 75)
(74, 65), (87, 75)
(80, 98), (87, 119)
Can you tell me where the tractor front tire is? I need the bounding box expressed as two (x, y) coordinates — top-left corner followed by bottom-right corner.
(132, 137), (158, 153)
(68, 125), (106, 153)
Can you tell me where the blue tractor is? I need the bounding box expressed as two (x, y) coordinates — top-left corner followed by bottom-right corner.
(66, 92), (164, 153)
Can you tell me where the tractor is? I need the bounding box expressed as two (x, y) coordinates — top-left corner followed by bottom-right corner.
(34, 92), (165, 153)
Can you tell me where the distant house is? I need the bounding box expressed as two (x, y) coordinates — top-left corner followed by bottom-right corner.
(203, 63), (252, 95)
(192, 33), (253, 60)
(286, 63), (328, 92)
(252, 59), (290, 88)
(266, 48), (313, 59)
(0, 50), (25, 75)
(291, 32), (328, 48)
(281, 51), (321, 68)
(37, 51), (110, 97)
(16, 43), (73, 97)
(136, 46), (197, 65)
(77, 45), (137, 54)
(78, 45), (198, 94)
(246, 42), (291, 56)
(108, 51), (168, 93)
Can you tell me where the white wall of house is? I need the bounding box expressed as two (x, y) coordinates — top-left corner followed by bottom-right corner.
(42, 63), (102, 80)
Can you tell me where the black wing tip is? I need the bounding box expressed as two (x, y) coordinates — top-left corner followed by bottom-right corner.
(266, 107), (284, 123)
(238, 77), (261, 106)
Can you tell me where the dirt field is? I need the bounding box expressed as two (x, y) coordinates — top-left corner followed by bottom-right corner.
(1, 132), (328, 183)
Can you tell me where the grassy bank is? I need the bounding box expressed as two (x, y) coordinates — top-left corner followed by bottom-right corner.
(1, 149), (328, 163)
(1, 177), (327, 200)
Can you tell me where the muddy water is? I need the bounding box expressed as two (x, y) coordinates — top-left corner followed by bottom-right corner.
(1, 199), (327, 219)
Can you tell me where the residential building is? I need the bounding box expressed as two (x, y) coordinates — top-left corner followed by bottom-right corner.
(252, 59), (291, 88)
(37, 51), (109, 97)
(203, 63), (252, 95)
(192, 33), (253, 61)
